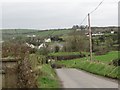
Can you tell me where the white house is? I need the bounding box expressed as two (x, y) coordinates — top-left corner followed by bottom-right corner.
(86, 33), (104, 37)
(44, 38), (51, 43)
(92, 33), (104, 36)
(76, 29), (81, 31)
(111, 31), (114, 34)
(27, 35), (36, 38)
(38, 43), (46, 49)
(29, 44), (35, 48)
(26, 43), (30, 46)
(26, 43), (35, 48)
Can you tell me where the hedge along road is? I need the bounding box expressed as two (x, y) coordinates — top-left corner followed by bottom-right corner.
(55, 68), (118, 88)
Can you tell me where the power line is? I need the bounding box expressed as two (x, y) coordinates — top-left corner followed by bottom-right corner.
(90, 0), (104, 14)
(80, 15), (88, 25)
(79, 0), (105, 26)
(48, 0), (105, 37)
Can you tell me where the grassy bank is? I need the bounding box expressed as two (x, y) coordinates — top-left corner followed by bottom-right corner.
(94, 51), (119, 63)
(56, 51), (120, 79)
(28, 54), (61, 88)
(75, 51), (119, 63)
(57, 60), (120, 79)
(38, 64), (61, 88)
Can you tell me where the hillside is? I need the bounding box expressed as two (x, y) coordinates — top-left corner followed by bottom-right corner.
(1, 26), (118, 41)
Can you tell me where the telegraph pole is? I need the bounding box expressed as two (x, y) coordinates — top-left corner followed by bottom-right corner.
(88, 13), (92, 61)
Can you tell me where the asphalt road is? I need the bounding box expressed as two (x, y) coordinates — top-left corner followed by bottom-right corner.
(55, 68), (118, 88)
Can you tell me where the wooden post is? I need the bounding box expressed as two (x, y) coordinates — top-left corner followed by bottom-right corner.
(88, 13), (92, 61)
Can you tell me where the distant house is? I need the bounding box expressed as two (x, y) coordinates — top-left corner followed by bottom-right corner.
(92, 33), (104, 36)
(85, 32), (104, 37)
(111, 31), (114, 34)
(45, 38), (51, 43)
(76, 29), (81, 31)
(30, 44), (35, 48)
(38, 43), (46, 49)
(27, 35), (36, 38)
(26, 43), (35, 48)
(36, 39), (41, 42)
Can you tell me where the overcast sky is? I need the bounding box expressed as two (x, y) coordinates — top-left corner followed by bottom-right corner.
(1, 0), (119, 30)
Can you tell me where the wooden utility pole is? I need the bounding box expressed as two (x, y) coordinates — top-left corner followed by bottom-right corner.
(88, 13), (92, 61)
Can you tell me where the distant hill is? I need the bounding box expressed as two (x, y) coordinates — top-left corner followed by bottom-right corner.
(1, 26), (118, 41)
(1, 29), (73, 40)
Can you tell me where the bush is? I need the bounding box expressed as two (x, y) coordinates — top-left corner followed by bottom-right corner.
(18, 56), (38, 88)
(111, 58), (120, 66)
(2, 41), (32, 58)
(38, 47), (49, 55)
(54, 46), (60, 53)
(29, 48), (37, 54)
(94, 46), (109, 55)
(63, 33), (89, 52)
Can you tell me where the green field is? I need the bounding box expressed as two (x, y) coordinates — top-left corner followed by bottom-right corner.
(2, 29), (73, 40)
(93, 51), (119, 63)
(49, 51), (118, 63)
(56, 51), (120, 79)
(36, 29), (72, 38)
(2, 29), (37, 34)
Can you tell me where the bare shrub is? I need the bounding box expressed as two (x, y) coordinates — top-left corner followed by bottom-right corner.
(18, 56), (38, 88)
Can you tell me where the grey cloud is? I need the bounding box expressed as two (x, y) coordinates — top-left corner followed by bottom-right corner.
(2, 0), (118, 29)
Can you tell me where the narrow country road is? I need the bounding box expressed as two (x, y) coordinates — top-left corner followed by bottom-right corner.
(55, 68), (118, 88)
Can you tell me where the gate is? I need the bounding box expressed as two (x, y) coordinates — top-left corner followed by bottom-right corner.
(1, 58), (19, 88)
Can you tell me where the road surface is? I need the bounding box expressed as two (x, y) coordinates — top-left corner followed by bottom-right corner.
(55, 68), (118, 88)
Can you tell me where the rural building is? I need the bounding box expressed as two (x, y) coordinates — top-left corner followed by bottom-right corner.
(76, 29), (81, 31)
(26, 35), (36, 38)
(44, 38), (51, 43)
(38, 43), (46, 49)
(26, 43), (35, 48)
(86, 32), (104, 37)
(111, 31), (114, 34)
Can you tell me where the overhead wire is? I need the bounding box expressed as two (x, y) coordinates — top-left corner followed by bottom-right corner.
(48, 0), (105, 36)
(80, 0), (105, 26)
(80, 15), (88, 26)
(90, 0), (104, 14)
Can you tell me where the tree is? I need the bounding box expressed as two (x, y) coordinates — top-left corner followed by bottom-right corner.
(105, 37), (113, 49)
(80, 25), (85, 30)
(54, 46), (60, 53)
(72, 25), (80, 30)
(63, 32), (89, 52)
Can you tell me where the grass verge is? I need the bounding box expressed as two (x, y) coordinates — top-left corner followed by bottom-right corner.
(38, 64), (61, 88)
(57, 60), (120, 79)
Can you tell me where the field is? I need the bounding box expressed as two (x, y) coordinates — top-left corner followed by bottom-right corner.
(2, 29), (73, 40)
(49, 51), (118, 63)
(93, 51), (119, 63)
(56, 51), (119, 79)
(36, 29), (72, 38)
